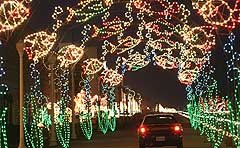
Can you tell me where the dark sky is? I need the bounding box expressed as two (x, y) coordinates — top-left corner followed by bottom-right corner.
(1, 0), (240, 110)
(123, 65), (187, 109)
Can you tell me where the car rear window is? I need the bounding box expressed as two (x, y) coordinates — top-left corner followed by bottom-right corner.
(143, 115), (177, 124)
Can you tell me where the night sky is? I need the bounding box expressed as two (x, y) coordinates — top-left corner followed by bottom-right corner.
(1, 0), (240, 110)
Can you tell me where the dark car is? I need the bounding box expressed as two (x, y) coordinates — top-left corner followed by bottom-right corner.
(138, 113), (183, 148)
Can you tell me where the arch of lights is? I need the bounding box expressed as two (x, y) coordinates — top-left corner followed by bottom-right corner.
(19, 0), (240, 147)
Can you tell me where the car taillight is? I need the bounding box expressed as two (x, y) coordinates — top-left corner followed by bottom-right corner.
(174, 125), (181, 132)
(140, 127), (146, 134)
(172, 125), (183, 134)
(139, 125), (148, 135)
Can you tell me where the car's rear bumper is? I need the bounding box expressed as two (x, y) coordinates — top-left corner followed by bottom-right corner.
(139, 134), (182, 147)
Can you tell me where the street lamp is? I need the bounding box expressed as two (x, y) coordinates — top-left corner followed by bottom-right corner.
(16, 40), (26, 148)
(47, 52), (58, 146)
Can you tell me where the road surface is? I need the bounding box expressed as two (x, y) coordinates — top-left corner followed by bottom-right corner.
(66, 113), (215, 148)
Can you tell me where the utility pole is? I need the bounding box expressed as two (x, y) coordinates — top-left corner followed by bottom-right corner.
(16, 40), (26, 148)
(48, 53), (58, 146)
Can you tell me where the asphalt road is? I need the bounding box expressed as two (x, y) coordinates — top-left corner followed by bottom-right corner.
(66, 113), (215, 148)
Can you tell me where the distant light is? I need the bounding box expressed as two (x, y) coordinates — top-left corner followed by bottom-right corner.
(0, 40), (2, 46)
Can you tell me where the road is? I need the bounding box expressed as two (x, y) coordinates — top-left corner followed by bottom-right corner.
(66, 113), (216, 148)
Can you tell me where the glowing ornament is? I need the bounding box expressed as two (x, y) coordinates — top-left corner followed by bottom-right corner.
(131, 0), (190, 23)
(24, 31), (57, 61)
(92, 17), (131, 39)
(122, 52), (150, 71)
(73, 0), (113, 23)
(57, 44), (84, 68)
(102, 36), (141, 54)
(82, 58), (103, 75)
(0, 0), (30, 32)
(178, 59), (201, 85)
(101, 69), (123, 87)
(192, 0), (240, 29)
(155, 54), (179, 69)
(178, 25), (216, 53)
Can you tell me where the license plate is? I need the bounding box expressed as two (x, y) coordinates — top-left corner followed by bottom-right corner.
(156, 136), (165, 141)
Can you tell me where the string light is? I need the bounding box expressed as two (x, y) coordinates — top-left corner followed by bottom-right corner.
(52, 6), (64, 32)
(57, 44), (84, 68)
(102, 36), (141, 54)
(187, 33), (240, 148)
(54, 69), (72, 148)
(74, 0), (113, 23)
(121, 52), (150, 71)
(0, 57), (8, 147)
(82, 58), (103, 75)
(92, 16), (131, 39)
(24, 31), (57, 62)
(76, 76), (94, 140)
(0, 0), (30, 32)
(101, 69), (123, 87)
(192, 0), (240, 29)
(23, 62), (48, 148)
(0, 57), (8, 95)
(0, 107), (8, 148)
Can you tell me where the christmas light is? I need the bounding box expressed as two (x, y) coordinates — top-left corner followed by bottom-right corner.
(187, 33), (240, 147)
(0, 0), (30, 32)
(97, 95), (109, 134)
(0, 57), (8, 95)
(24, 62), (48, 148)
(102, 36), (141, 54)
(55, 69), (72, 148)
(122, 52), (150, 71)
(0, 107), (8, 148)
(130, 0), (190, 23)
(100, 84), (117, 132)
(192, 0), (240, 29)
(73, 0), (113, 23)
(101, 69), (123, 87)
(92, 16), (131, 39)
(75, 76), (95, 140)
(24, 31), (57, 62)
(0, 57), (8, 147)
(82, 58), (103, 75)
(52, 6), (64, 32)
(57, 44), (84, 68)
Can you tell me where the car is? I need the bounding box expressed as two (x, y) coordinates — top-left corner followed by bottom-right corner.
(138, 113), (183, 148)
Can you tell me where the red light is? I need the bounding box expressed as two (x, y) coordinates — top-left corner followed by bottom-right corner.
(140, 127), (146, 133)
(174, 125), (180, 131)
(139, 126), (147, 135)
